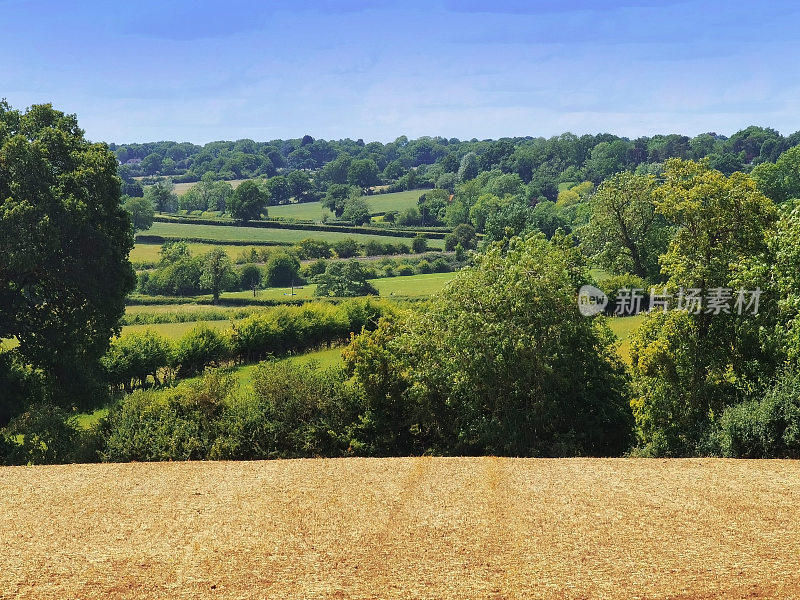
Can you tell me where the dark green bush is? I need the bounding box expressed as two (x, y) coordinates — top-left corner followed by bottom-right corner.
(213, 362), (358, 459)
(102, 370), (234, 462)
(718, 372), (800, 458)
(0, 351), (49, 426)
(3, 404), (83, 465)
(265, 252), (301, 287)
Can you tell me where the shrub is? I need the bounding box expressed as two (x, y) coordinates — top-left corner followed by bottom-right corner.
(412, 234), (428, 253)
(102, 331), (173, 391)
(432, 258), (451, 273)
(363, 240), (385, 256)
(265, 253), (301, 287)
(416, 259), (432, 274)
(294, 238), (332, 259)
(300, 259), (328, 279)
(718, 372), (800, 458)
(173, 326), (230, 378)
(214, 362), (358, 459)
(396, 263), (414, 276)
(3, 404), (84, 465)
(333, 238), (360, 258)
(102, 370), (235, 462)
(0, 351), (49, 426)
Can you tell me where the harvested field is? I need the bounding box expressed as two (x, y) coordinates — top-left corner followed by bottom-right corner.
(1, 457), (799, 599)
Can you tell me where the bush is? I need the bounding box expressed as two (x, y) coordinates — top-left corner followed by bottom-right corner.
(0, 351), (49, 426)
(300, 259), (328, 279)
(294, 238), (332, 259)
(3, 404), (85, 465)
(173, 326), (230, 378)
(432, 258), (451, 273)
(412, 234), (428, 253)
(214, 362), (358, 459)
(265, 253), (301, 287)
(102, 331), (173, 391)
(718, 372), (800, 458)
(333, 238), (360, 258)
(363, 240), (385, 256)
(396, 263), (414, 276)
(102, 370), (235, 462)
(416, 259), (432, 274)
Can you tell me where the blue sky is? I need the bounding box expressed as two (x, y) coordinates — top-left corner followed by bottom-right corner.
(2, 0), (799, 143)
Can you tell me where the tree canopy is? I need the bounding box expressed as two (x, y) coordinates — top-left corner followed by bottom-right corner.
(0, 102), (136, 407)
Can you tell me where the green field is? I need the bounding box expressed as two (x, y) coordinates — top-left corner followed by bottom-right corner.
(130, 242), (281, 265)
(372, 272), (456, 296)
(268, 189), (424, 222)
(608, 313), (646, 363)
(142, 221), (444, 248)
(120, 319), (235, 339)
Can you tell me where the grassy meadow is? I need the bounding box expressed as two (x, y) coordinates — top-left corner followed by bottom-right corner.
(227, 189), (424, 222)
(130, 242), (283, 265)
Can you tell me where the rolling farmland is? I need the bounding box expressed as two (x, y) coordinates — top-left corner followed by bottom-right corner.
(2, 457), (798, 599)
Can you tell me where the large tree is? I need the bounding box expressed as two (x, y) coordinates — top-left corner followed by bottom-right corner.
(0, 102), (136, 407)
(630, 159), (779, 456)
(581, 172), (670, 281)
(345, 234), (633, 456)
(227, 179), (267, 221)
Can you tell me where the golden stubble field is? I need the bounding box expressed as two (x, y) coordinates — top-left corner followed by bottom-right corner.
(1, 457), (799, 599)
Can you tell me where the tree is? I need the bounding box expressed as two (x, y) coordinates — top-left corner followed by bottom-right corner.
(227, 180), (267, 221)
(0, 102), (136, 408)
(751, 146), (800, 203)
(412, 234), (428, 253)
(287, 170), (313, 203)
(265, 253), (301, 287)
(265, 175), (291, 205)
(122, 196), (155, 231)
(314, 261), (378, 297)
(581, 172), (670, 281)
(239, 264), (262, 293)
(200, 249), (237, 303)
(629, 159), (779, 456)
(344, 234), (633, 456)
(341, 196), (371, 225)
(444, 223), (477, 251)
(145, 180), (178, 213)
(457, 152), (479, 182)
(383, 160), (404, 180)
(348, 158), (380, 188)
(322, 183), (358, 217)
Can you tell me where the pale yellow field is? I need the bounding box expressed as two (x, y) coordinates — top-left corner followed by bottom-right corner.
(1, 458), (799, 599)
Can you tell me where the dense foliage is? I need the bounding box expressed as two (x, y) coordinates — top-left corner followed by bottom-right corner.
(0, 102), (135, 410)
